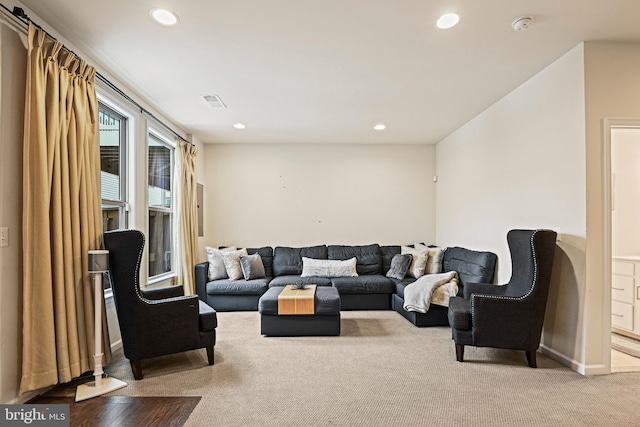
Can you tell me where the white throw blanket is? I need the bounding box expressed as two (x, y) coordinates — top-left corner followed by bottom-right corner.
(403, 271), (459, 313)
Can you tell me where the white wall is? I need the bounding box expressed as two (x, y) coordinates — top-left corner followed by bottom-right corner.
(436, 45), (587, 369)
(201, 143), (436, 254)
(611, 128), (640, 257)
(0, 21), (27, 404)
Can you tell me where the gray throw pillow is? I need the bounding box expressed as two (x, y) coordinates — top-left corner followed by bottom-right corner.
(386, 254), (413, 280)
(240, 253), (266, 280)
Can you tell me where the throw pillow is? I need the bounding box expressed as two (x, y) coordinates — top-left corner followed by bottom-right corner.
(221, 248), (249, 281)
(301, 257), (358, 278)
(415, 243), (446, 274)
(386, 254), (413, 280)
(240, 253), (266, 280)
(205, 246), (237, 280)
(401, 246), (429, 279)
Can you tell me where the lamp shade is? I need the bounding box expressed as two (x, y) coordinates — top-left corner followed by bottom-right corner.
(88, 250), (109, 273)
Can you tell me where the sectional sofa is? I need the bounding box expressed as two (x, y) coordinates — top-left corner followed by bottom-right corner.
(194, 243), (497, 327)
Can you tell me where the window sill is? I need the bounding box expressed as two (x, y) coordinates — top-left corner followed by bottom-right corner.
(146, 273), (176, 290)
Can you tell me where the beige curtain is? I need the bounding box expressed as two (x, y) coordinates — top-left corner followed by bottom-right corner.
(20, 24), (111, 394)
(176, 140), (199, 295)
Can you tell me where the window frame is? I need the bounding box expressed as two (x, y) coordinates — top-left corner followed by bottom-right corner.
(146, 128), (176, 284)
(98, 102), (129, 232)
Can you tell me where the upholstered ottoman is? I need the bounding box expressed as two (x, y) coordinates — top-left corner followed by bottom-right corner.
(258, 286), (341, 336)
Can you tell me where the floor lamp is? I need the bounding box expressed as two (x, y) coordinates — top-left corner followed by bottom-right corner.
(76, 250), (127, 402)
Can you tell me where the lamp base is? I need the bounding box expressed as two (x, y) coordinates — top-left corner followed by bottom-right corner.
(75, 376), (127, 402)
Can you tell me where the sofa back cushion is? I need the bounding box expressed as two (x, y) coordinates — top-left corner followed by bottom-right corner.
(442, 246), (497, 293)
(272, 245), (328, 276)
(328, 244), (382, 275)
(380, 245), (401, 275)
(247, 246), (274, 277)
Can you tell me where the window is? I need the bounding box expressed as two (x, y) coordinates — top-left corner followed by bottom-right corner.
(148, 132), (174, 278)
(99, 104), (128, 233)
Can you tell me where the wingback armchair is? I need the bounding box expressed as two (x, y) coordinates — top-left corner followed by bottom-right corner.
(104, 229), (217, 379)
(447, 229), (557, 368)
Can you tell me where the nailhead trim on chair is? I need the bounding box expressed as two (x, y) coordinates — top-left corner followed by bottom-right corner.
(117, 230), (194, 305)
(470, 230), (540, 317)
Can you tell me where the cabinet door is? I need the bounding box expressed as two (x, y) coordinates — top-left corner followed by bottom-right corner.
(612, 275), (634, 303)
(612, 300), (634, 331)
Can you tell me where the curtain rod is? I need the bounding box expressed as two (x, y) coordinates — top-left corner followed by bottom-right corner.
(1, 3), (194, 147)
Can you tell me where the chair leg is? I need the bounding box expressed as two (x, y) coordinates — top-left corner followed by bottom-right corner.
(455, 344), (464, 362)
(526, 350), (537, 368)
(130, 360), (143, 380)
(206, 346), (215, 365)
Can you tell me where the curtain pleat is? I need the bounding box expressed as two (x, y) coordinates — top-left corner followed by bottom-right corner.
(176, 141), (198, 295)
(20, 24), (111, 394)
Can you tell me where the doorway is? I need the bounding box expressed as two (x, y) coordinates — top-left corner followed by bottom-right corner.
(609, 124), (640, 372)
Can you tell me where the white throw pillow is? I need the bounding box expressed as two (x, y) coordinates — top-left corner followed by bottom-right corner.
(415, 243), (446, 274)
(401, 246), (429, 279)
(301, 257), (358, 278)
(205, 246), (237, 280)
(221, 248), (248, 281)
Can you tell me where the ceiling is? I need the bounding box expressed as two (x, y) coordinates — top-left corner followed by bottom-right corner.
(18, 0), (640, 145)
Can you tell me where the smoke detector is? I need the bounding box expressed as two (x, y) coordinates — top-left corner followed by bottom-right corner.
(512, 15), (533, 32)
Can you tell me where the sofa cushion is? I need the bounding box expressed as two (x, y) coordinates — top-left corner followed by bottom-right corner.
(273, 245), (328, 276)
(206, 277), (270, 295)
(328, 244), (382, 275)
(386, 254), (413, 280)
(221, 249), (249, 281)
(240, 253), (266, 280)
(331, 275), (394, 294)
(247, 246), (274, 277)
(442, 247), (497, 289)
(301, 257), (358, 278)
(380, 245), (401, 275)
(448, 297), (471, 330)
(198, 300), (218, 331)
(269, 275), (332, 287)
(258, 286), (340, 315)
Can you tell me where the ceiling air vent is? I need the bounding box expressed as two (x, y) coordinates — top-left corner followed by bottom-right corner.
(203, 94), (227, 109)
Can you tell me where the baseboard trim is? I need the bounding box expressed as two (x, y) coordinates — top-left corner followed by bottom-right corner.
(539, 344), (609, 376)
(110, 340), (123, 352)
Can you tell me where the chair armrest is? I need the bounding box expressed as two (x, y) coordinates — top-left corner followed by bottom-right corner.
(195, 262), (209, 302)
(121, 294), (202, 360)
(142, 285), (184, 300)
(464, 282), (507, 299)
(471, 294), (535, 349)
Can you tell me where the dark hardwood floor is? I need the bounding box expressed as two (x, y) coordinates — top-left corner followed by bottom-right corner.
(29, 377), (200, 427)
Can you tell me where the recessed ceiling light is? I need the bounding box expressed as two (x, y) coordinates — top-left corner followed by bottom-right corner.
(374, 124), (386, 130)
(233, 123), (246, 129)
(150, 8), (179, 26)
(436, 13), (460, 29)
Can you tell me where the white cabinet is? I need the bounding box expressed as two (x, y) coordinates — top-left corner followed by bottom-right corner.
(612, 257), (640, 338)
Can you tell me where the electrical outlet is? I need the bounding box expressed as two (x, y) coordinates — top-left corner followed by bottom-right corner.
(0, 227), (8, 247)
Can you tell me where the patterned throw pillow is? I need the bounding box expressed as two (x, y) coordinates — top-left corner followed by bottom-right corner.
(239, 253), (266, 280)
(401, 246), (429, 278)
(386, 254), (413, 280)
(301, 257), (358, 278)
(205, 246), (237, 280)
(221, 248), (249, 281)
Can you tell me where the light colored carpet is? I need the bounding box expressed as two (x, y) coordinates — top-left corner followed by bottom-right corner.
(611, 333), (640, 358)
(105, 311), (640, 426)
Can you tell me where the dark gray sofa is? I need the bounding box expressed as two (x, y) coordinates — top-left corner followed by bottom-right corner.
(391, 246), (498, 326)
(194, 243), (497, 326)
